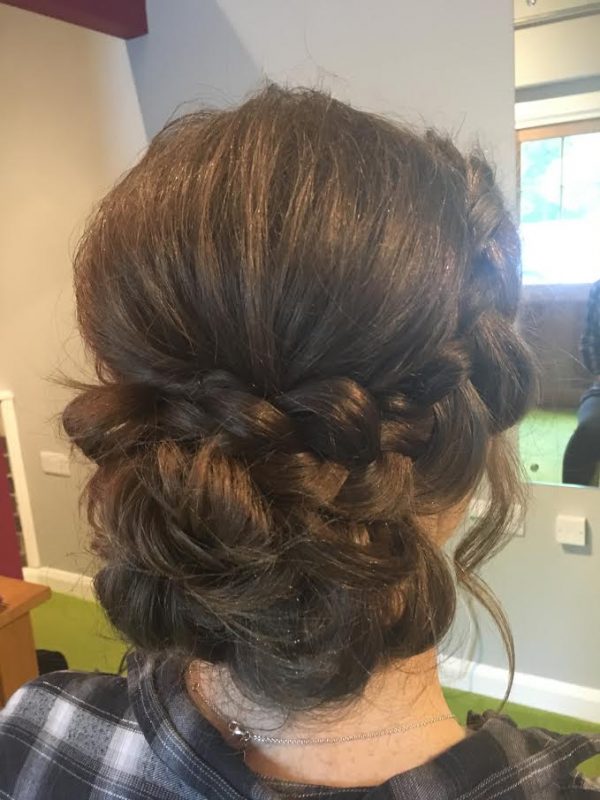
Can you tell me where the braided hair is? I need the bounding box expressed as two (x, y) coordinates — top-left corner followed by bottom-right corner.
(64, 86), (535, 710)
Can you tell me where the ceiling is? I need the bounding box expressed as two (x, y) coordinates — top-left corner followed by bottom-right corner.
(0, 0), (147, 39)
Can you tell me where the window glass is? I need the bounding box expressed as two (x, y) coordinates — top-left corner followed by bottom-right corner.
(520, 129), (600, 285)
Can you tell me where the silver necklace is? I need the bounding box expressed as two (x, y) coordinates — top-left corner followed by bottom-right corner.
(189, 679), (456, 748)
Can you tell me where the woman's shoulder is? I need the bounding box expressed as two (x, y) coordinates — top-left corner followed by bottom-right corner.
(3, 673), (600, 799)
(0, 668), (132, 733)
(457, 710), (600, 797)
(0, 669), (153, 800)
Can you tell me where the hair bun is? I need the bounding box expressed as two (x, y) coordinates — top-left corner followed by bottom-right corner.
(64, 87), (535, 710)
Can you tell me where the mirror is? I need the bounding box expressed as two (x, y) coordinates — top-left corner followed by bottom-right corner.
(515, 0), (600, 486)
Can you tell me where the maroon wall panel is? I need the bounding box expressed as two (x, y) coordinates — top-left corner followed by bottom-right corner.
(1, 0), (147, 39)
(0, 441), (22, 580)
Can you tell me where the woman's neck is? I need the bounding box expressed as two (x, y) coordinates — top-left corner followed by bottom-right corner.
(186, 649), (465, 788)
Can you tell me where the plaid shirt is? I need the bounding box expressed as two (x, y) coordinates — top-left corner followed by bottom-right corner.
(1, 653), (600, 799)
(581, 280), (600, 375)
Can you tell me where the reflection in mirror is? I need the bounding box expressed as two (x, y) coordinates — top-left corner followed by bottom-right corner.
(517, 120), (600, 487)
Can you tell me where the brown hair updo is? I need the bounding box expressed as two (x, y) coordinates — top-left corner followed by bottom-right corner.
(64, 86), (535, 710)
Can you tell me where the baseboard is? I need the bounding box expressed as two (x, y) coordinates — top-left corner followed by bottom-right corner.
(22, 566), (95, 602)
(440, 656), (600, 724)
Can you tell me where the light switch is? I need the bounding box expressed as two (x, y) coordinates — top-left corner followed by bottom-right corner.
(468, 499), (488, 521)
(40, 450), (71, 477)
(556, 514), (587, 547)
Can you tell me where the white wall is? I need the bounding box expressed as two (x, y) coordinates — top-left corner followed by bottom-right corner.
(516, 15), (600, 91)
(0, 4), (147, 573)
(439, 481), (600, 720)
(463, 483), (600, 686)
(514, 4), (600, 126)
(128, 0), (517, 198)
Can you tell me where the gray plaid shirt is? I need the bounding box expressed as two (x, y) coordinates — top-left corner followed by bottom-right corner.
(1, 653), (599, 799)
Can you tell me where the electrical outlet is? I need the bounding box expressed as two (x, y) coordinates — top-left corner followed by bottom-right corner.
(468, 499), (524, 537)
(40, 450), (70, 477)
(556, 514), (587, 548)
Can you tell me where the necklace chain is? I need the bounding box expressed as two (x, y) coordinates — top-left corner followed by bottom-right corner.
(189, 679), (456, 748)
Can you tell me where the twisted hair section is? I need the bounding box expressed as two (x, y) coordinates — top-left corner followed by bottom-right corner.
(63, 87), (535, 710)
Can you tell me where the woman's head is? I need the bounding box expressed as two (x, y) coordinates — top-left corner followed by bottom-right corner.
(64, 86), (534, 710)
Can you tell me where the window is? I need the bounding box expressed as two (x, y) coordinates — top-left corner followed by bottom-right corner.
(518, 119), (600, 285)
